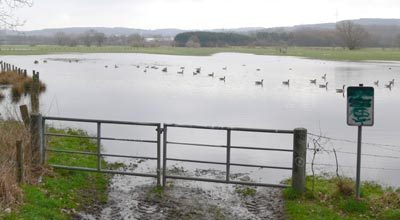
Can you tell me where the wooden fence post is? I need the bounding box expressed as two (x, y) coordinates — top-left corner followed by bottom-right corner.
(30, 114), (42, 166)
(31, 71), (40, 114)
(16, 141), (24, 183)
(19, 105), (30, 127)
(292, 128), (307, 193)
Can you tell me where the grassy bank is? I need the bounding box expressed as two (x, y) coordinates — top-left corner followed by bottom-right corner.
(1, 45), (400, 61)
(1, 128), (109, 219)
(284, 176), (400, 220)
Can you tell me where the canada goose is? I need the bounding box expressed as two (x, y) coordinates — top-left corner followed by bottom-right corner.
(374, 80), (379, 86)
(208, 72), (215, 77)
(282, 79), (290, 85)
(34, 60), (39, 64)
(255, 79), (264, 85)
(336, 85), (345, 93)
(162, 67), (167, 72)
(177, 70), (184, 74)
(321, 74), (327, 80)
(114, 64), (118, 68)
(256, 68), (261, 71)
(195, 67), (201, 73)
(385, 83), (392, 90)
(390, 79), (395, 85)
(319, 82), (328, 88)
(219, 76), (226, 81)
(104, 65), (108, 68)
(136, 65), (140, 68)
(144, 69), (147, 73)
(310, 79), (317, 84)
(222, 66), (227, 70)
(43, 60), (47, 63)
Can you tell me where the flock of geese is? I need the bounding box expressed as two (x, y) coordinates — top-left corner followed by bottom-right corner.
(102, 63), (396, 93)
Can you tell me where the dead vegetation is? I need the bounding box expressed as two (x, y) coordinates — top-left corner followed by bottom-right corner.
(0, 120), (39, 210)
(0, 71), (46, 102)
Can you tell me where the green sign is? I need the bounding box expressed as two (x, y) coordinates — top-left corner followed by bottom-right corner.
(347, 86), (374, 126)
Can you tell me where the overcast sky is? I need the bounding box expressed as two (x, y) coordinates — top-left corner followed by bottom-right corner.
(13, 0), (400, 30)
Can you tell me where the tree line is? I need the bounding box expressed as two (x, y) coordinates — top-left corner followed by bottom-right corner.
(174, 21), (400, 50)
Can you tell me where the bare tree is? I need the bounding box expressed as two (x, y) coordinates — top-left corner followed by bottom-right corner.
(0, 0), (33, 29)
(336, 21), (369, 50)
(93, 32), (106, 46)
(127, 34), (144, 47)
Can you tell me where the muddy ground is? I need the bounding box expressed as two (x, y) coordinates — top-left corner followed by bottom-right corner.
(77, 160), (286, 220)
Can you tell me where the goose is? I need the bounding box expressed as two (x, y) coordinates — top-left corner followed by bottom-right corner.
(321, 74), (327, 80)
(374, 80), (379, 86)
(336, 85), (345, 93)
(193, 72), (198, 75)
(282, 79), (290, 85)
(43, 60), (47, 63)
(162, 67), (168, 72)
(104, 65), (108, 68)
(177, 69), (184, 74)
(34, 60), (39, 64)
(219, 76), (226, 81)
(195, 67), (201, 73)
(222, 66), (227, 70)
(255, 79), (264, 85)
(256, 68), (261, 71)
(208, 72), (215, 77)
(319, 82), (328, 88)
(136, 65), (140, 68)
(180, 66), (185, 69)
(310, 79), (317, 84)
(390, 79), (395, 85)
(385, 83), (392, 90)
(114, 64), (118, 68)
(144, 69), (147, 73)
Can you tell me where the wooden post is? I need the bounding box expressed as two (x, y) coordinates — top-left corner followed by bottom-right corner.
(31, 71), (40, 114)
(19, 105), (30, 127)
(292, 128), (307, 193)
(30, 114), (43, 165)
(16, 141), (24, 183)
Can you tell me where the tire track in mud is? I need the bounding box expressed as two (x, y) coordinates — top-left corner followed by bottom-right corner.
(77, 161), (286, 220)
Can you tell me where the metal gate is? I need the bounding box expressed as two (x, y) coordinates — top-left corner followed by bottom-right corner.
(162, 123), (298, 188)
(42, 116), (162, 186)
(40, 116), (306, 190)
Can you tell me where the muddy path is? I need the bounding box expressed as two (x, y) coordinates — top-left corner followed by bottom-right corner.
(78, 160), (286, 220)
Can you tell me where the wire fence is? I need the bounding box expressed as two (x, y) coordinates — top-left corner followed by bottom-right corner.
(306, 132), (400, 171)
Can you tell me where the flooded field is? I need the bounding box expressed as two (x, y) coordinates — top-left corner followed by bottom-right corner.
(1, 53), (399, 186)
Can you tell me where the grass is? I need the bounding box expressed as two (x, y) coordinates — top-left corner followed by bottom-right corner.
(1, 45), (400, 61)
(0, 128), (109, 220)
(284, 176), (400, 220)
(235, 186), (257, 197)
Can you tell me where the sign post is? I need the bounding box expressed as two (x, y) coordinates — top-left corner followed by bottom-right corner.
(347, 84), (374, 199)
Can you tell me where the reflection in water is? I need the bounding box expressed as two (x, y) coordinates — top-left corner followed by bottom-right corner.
(1, 53), (399, 186)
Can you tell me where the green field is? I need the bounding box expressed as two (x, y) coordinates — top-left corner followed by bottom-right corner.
(1, 45), (400, 61)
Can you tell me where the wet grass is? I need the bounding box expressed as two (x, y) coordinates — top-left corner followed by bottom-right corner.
(1, 45), (400, 61)
(0, 71), (46, 103)
(1, 128), (109, 220)
(284, 176), (400, 220)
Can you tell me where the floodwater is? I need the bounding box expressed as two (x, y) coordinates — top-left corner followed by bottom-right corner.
(1, 53), (399, 187)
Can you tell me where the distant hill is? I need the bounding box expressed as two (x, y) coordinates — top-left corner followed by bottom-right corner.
(2, 18), (399, 37)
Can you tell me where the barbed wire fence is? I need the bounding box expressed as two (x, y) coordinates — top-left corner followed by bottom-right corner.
(307, 132), (400, 172)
